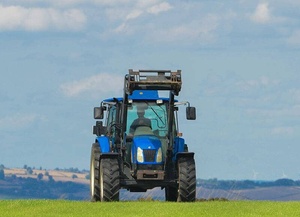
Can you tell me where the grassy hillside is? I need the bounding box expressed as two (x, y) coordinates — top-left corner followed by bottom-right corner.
(1, 168), (89, 200)
(1, 200), (300, 217)
(3, 168), (89, 184)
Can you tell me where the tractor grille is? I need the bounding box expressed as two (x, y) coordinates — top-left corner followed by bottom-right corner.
(138, 164), (163, 170)
(143, 149), (156, 162)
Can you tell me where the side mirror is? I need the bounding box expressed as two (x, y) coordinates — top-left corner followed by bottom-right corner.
(94, 107), (104, 119)
(186, 106), (196, 120)
(93, 121), (107, 136)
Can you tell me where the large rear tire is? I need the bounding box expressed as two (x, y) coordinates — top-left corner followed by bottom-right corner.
(177, 157), (196, 202)
(99, 158), (120, 201)
(90, 143), (100, 201)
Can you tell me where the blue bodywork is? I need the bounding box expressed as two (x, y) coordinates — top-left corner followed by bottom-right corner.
(103, 90), (173, 102)
(96, 136), (110, 153)
(96, 90), (184, 164)
(173, 137), (185, 161)
(131, 135), (163, 165)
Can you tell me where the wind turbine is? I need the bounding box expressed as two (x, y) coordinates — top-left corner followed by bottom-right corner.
(252, 170), (259, 180)
(281, 171), (287, 179)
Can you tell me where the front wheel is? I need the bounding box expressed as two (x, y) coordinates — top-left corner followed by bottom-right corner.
(177, 157), (196, 202)
(90, 143), (100, 201)
(99, 158), (120, 201)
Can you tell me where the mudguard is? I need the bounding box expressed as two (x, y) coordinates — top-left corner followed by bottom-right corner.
(96, 136), (110, 153)
(176, 152), (194, 159)
(173, 137), (185, 153)
(173, 137), (195, 162)
(175, 152), (195, 164)
(173, 137), (185, 161)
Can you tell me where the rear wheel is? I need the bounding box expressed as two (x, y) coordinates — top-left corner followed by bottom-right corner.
(99, 158), (120, 201)
(177, 157), (196, 202)
(90, 143), (100, 201)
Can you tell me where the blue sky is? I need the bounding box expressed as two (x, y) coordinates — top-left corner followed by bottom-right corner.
(0, 0), (300, 180)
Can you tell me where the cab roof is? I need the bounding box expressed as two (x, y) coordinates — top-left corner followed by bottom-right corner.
(103, 90), (174, 102)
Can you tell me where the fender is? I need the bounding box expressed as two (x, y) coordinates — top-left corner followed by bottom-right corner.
(173, 137), (186, 161)
(96, 136), (110, 153)
(175, 152), (195, 163)
(173, 137), (185, 153)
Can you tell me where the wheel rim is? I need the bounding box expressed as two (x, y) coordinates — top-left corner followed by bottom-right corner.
(100, 164), (104, 201)
(90, 153), (95, 197)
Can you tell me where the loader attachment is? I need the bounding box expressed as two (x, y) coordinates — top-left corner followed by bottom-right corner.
(125, 69), (182, 96)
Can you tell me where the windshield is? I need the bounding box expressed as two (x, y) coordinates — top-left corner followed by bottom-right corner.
(126, 101), (168, 137)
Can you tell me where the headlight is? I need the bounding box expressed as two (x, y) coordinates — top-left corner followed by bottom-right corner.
(156, 99), (163, 105)
(137, 147), (144, 163)
(156, 147), (162, 163)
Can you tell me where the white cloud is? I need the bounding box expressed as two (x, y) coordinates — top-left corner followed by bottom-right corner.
(0, 114), (45, 129)
(2, 0), (161, 8)
(131, 1), (172, 17)
(250, 2), (271, 24)
(236, 76), (279, 92)
(90, 0), (132, 6)
(112, 1), (172, 34)
(114, 23), (127, 33)
(60, 73), (123, 97)
(0, 0), (130, 7)
(271, 127), (294, 135)
(50, 0), (87, 6)
(147, 2), (172, 14)
(136, 0), (160, 7)
(147, 14), (219, 43)
(246, 105), (300, 118)
(0, 5), (86, 31)
(126, 9), (143, 20)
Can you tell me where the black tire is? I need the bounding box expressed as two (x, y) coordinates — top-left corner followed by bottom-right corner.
(90, 143), (100, 201)
(99, 158), (120, 201)
(165, 186), (178, 201)
(177, 157), (196, 202)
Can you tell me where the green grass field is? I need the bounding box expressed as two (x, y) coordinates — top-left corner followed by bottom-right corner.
(1, 200), (300, 217)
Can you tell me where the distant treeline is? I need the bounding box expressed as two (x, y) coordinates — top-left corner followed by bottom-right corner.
(197, 178), (300, 190)
(54, 167), (89, 174)
(0, 164), (89, 200)
(0, 175), (89, 200)
(22, 164), (89, 174)
(1, 164), (88, 172)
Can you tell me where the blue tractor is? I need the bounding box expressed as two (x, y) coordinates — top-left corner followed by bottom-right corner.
(90, 70), (196, 202)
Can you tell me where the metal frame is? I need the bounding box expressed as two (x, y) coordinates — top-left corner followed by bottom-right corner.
(125, 69), (182, 96)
